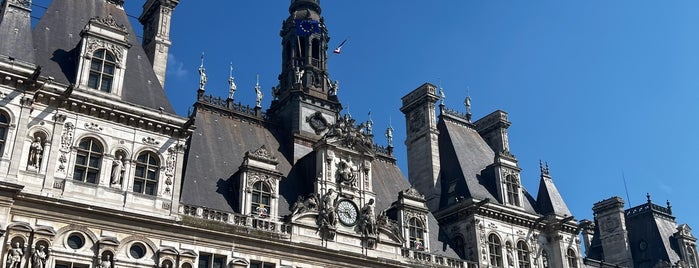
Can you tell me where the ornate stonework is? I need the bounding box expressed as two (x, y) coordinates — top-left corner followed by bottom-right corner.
(323, 114), (373, 150)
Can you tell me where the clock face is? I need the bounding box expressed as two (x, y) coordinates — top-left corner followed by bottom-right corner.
(337, 199), (358, 226)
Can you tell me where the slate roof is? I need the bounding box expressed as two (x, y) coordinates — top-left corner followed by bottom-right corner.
(0, 3), (35, 62)
(437, 114), (539, 214)
(625, 202), (682, 267)
(32, 0), (174, 113)
(536, 174), (573, 217)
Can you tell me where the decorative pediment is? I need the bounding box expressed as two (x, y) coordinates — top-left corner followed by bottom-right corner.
(98, 237), (120, 247)
(245, 145), (278, 165)
(88, 14), (127, 32)
(323, 114), (374, 151)
(33, 226), (56, 237)
(401, 187), (425, 201)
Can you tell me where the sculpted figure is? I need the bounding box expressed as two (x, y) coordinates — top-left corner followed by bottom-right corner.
(291, 196), (305, 216)
(100, 255), (112, 268)
(31, 245), (47, 268)
(360, 199), (376, 236)
(111, 155), (125, 184)
(28, 137), (43, 168)
(294, 67), (304, 85)
(319, 189), (337, 227)
(6, 242), (22, 268)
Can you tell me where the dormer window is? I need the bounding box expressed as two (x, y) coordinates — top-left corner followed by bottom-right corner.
(408, 217), (426, 250)
(251, 181), (271, 217)
(505, 174), (521, 206)
(88, 49), (116, 93)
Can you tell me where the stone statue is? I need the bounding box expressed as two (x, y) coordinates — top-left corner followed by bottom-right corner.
(100, 255), (112, 268)
(329, 80), (339, 96)
(255, 75), (263, 108)
(271, 86), (280, 100)
(385, 126), (394, 147)
(111, 155), (125, 184)
(28, 136), (43, 169)
(304, 193), (318, 211)
(366, 118), (373, 136)
(291, 196), (305, 216)
(31, 245), (47, 268)
(318, 189), (338, 228)
(6, 242), (22, 268)
(198, 54), (207, 90)
(228, 64), (236, 100)
(294, 67), (304, 85)
(360, 199), (376, 236)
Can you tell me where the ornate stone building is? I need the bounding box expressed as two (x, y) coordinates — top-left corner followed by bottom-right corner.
(0, 0), (694, 268)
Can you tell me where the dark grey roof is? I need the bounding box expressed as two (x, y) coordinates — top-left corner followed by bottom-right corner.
(32, 0), (174, 113)
(181, 108), (293, 214)
(536, 174), (572, 217)
(0, 3), (35, 62)
(371, 160), (461, 259)
(625, 203), (681, 267)
(437, 115), (539, 214)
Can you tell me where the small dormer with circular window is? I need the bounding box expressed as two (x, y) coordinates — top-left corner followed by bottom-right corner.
(76, 13), (132, 97)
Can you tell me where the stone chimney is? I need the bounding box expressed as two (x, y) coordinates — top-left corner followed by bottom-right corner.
(592, 197), (633, 268)
(139, 0), (179, 87)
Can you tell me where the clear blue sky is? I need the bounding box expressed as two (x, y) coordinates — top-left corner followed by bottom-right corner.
(32, 1), (699, 234)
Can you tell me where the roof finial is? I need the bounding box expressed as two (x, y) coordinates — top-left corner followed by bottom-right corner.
(464, 86), (472, 122)
(228, 62), (237, 100)
(647, 193), (651, 204)
(540, 160), (550, 176)
(366, 111), (373, 136)
(198, 52), (207, 91)
(666, 200), (672, 214)
(254, 74), (263, 108)
(438, 79), (445, 105)
(385, 120), (394, 148)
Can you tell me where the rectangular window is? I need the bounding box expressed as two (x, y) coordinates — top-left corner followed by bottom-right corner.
(55, 262), (89, 268)
(199, 253), (226, 268)
(250, 261), (275, 268)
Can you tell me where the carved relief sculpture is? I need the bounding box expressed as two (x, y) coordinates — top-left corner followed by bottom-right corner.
(318, 189), (338, 229)
(294, 67), (304, 85)
(359, 199), (376, 236)
(100, 255), (112, 268)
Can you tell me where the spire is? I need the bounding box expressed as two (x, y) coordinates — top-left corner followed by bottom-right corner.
(227, 63), (237, 100)
(536, 161), (572, 217)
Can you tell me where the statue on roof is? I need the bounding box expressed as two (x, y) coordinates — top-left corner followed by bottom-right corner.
(228, 63), (236, 100)
(198, 53), (207, 91)
(255, 75), (263, 107)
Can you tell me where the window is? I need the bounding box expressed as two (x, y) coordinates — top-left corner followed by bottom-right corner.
(250, 261), (275, 268)
(88, 49), (116, 93)
(134, 152), (159, 195)
(67, 233), (85, 249)
(689, 247), (698, 268)
(408, 217), (426, 251)
(251, 181), (271, 217)
(505, 174), (520, 206)
(452, 236), (465, 258)
(198, 253), (226, 268)
(129, 243), (146, 259)
(55, 261), (89, 268)
(73, 138), (103, 184)
(567, 248), (577, 268)
(488, 234), (503, 268)
(0, 112), (8, 155)
(516, 241), (530, 268)
(541, 250), (550, 268)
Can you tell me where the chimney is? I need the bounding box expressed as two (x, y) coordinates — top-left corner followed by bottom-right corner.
(139, 0), (179, 87)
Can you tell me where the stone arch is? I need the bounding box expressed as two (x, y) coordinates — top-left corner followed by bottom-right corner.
(117, 235), (158, 261)
(112, 146), (131, 160)
(132, 147), (164, 164)
(54, 224), (99, 247)
(27, 126), (51, 142)
(74, 133), (109, 154)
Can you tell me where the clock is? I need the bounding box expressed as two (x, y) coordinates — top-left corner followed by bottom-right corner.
(337, 199), (358, 226)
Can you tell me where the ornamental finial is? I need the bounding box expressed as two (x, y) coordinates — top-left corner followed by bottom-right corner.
(228, 62), (237, 100)
(465, 86), (472, 122)
(255, 74), (263, 107)
(198, 53), (207, 91)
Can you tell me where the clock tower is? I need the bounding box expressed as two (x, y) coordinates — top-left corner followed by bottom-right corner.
(268, 0), (342, 163)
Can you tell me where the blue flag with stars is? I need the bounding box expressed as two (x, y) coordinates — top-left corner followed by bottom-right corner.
(295, 19), (321, 36)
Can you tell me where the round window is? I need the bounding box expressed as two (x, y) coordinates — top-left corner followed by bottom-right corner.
(129, 243), (146, 259)
(67, 233), (85, 249)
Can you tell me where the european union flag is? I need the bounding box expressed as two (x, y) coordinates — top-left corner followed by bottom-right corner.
(295, 19), (321, 36)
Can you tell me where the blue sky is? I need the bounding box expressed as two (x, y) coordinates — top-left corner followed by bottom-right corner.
(32, 1), (699, 234)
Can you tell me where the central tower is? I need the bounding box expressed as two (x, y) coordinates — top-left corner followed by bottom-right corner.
(269, 0), (342, 162)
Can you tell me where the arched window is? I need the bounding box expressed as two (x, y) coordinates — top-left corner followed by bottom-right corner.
(689, 247), (698, 268)
(311, 39), (321, 68)
(452, 236), (465, 258)
(88, 49), (116, 93)
(0, 111), (8, 155)
(488, 234), (503, 267)
(134, 152), (159, 195)
(542, 250), (550, 268)
(73, 138), (103, 184)
(567, 248), (577, 268)
(408, 217), (426, 250)
(516, 241), (530, 268)
(505, 174), (520, 206)
(251, 181), (271, 217)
